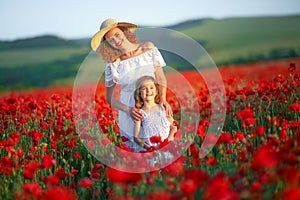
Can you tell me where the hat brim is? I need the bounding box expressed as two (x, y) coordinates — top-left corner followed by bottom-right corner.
(91, 22), (137, 51)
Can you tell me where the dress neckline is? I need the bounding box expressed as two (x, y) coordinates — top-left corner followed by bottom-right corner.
(113, 47), (156, 64)
(140, 104), (161, 116)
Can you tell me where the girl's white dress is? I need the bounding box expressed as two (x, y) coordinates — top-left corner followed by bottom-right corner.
(139, 106), (174, 164)
(139, 105), (171, 146)
(104, 47), (166, 149)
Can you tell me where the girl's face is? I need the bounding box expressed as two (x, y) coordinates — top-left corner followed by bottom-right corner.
(139, 80), (157, 101)
(104, 27), (127, 50)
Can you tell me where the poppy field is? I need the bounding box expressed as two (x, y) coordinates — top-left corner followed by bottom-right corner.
(0, 58), (300, 200)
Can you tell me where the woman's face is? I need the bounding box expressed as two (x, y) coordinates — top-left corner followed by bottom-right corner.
(139, 80), (157, 101)
(104, 27), (128, 50)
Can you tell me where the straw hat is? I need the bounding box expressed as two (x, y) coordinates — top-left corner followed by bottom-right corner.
(90, 18), (137, 51)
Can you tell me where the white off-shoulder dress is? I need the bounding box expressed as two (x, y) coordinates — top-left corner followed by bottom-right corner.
(104, 47), (166, 149)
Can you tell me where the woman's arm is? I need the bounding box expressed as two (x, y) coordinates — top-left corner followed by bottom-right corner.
(106, 85), (143, 121)
(166, 116), (177, 141)
(154, 66), (167, 102)
(155, 67), (173, 116)
(106, 85), (130, 112)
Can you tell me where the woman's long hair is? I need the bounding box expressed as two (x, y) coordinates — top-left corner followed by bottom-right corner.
(134, 76), (160, 109)
(97, 27), (139, 62)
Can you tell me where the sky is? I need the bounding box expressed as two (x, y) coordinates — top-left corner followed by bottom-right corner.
(1, 0), (300, 41)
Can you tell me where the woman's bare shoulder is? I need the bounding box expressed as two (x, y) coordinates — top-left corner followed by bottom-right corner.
(140, 42), (155, 51)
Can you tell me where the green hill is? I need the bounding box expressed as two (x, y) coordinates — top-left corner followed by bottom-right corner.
(165, 15), (300, 65)
(1, 15), (300, 92)
(0, 35), (79, 50)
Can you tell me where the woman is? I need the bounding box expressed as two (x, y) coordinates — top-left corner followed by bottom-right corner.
(91, 18), (172, 149)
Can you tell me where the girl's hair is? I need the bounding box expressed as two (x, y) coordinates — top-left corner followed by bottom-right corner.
(134, 76), (160, 109)
(97, 27), (139, 62)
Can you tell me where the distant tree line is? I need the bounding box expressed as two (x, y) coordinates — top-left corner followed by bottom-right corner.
(0, 54), (85, 91)
(0, 35), (79, 50)
(219, 47), (300, 66)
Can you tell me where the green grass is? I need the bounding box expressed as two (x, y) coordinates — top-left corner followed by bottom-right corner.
(177, 15), (300, 64)
(0, 46), (89, 67)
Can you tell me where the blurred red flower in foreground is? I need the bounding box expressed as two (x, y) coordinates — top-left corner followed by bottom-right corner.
(40, 186), (78, 200)
(179, 179), (197, 195)
(21, 182), (41, 199)
(251, 143), (279, 170)
(105, 167), (143, 185)
(202, 172), (239, 200)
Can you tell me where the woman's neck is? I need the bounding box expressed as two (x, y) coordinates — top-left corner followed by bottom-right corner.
(121, 43), (140, 57)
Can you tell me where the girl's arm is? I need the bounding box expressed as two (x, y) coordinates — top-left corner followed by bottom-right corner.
(106, 85), (143, 121)
(133, 120), (150, 148)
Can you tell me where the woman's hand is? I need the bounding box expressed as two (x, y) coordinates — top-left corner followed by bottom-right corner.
(160, 100), (173, 117)
(129, 107), (143, 121)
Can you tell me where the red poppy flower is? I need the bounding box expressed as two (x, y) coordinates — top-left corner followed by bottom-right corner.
(162, 156), (186, 176)
(234, 132), (245, 141)
(147, 190), (171, 200)
(255, 126), (266, 136)
(237, 109), (254, 120)
(39, 186), (78, 200)
(72, 151), (82, 159)
(288, 103), (300, 112)
(206, 156), (217, 166)
(79, 178), (93, 188)
(250, 181), (263, 192)
(43, 175), (60, 186)
(55, 168), (68, 179)
(24, 161), (40, 179)
(237, 109), (256, 128)
(250, 144), (279, 170)
(99, 137), (112, 146)
(28, 101), (37, 110)
(288, 63), (296, 72)
(0, 156), (15, 175)
(185, 169), (208, 187)
(202, 172), (239, 200)
(274, 74), (285, 83)
(180, 179), (197, 195)
(150, 135), (162, 144)
(280, 187), (300, 200)
(279, 129), (288, 141)
(22, 182), (41, 198)
(9, 132), (20, 144)
(42, 154), (56, 169)
(105, 167), (143, 185)
(217, 132), (234, 145)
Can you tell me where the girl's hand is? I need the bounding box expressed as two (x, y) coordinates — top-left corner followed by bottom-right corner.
(134, 137), (150, 149)
(160, 101), (173, 117)
(168, 135), (175, 141)
(129, 107), (143, 121)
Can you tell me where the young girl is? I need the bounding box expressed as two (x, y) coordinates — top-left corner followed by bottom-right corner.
(133, 76), (177, 151)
